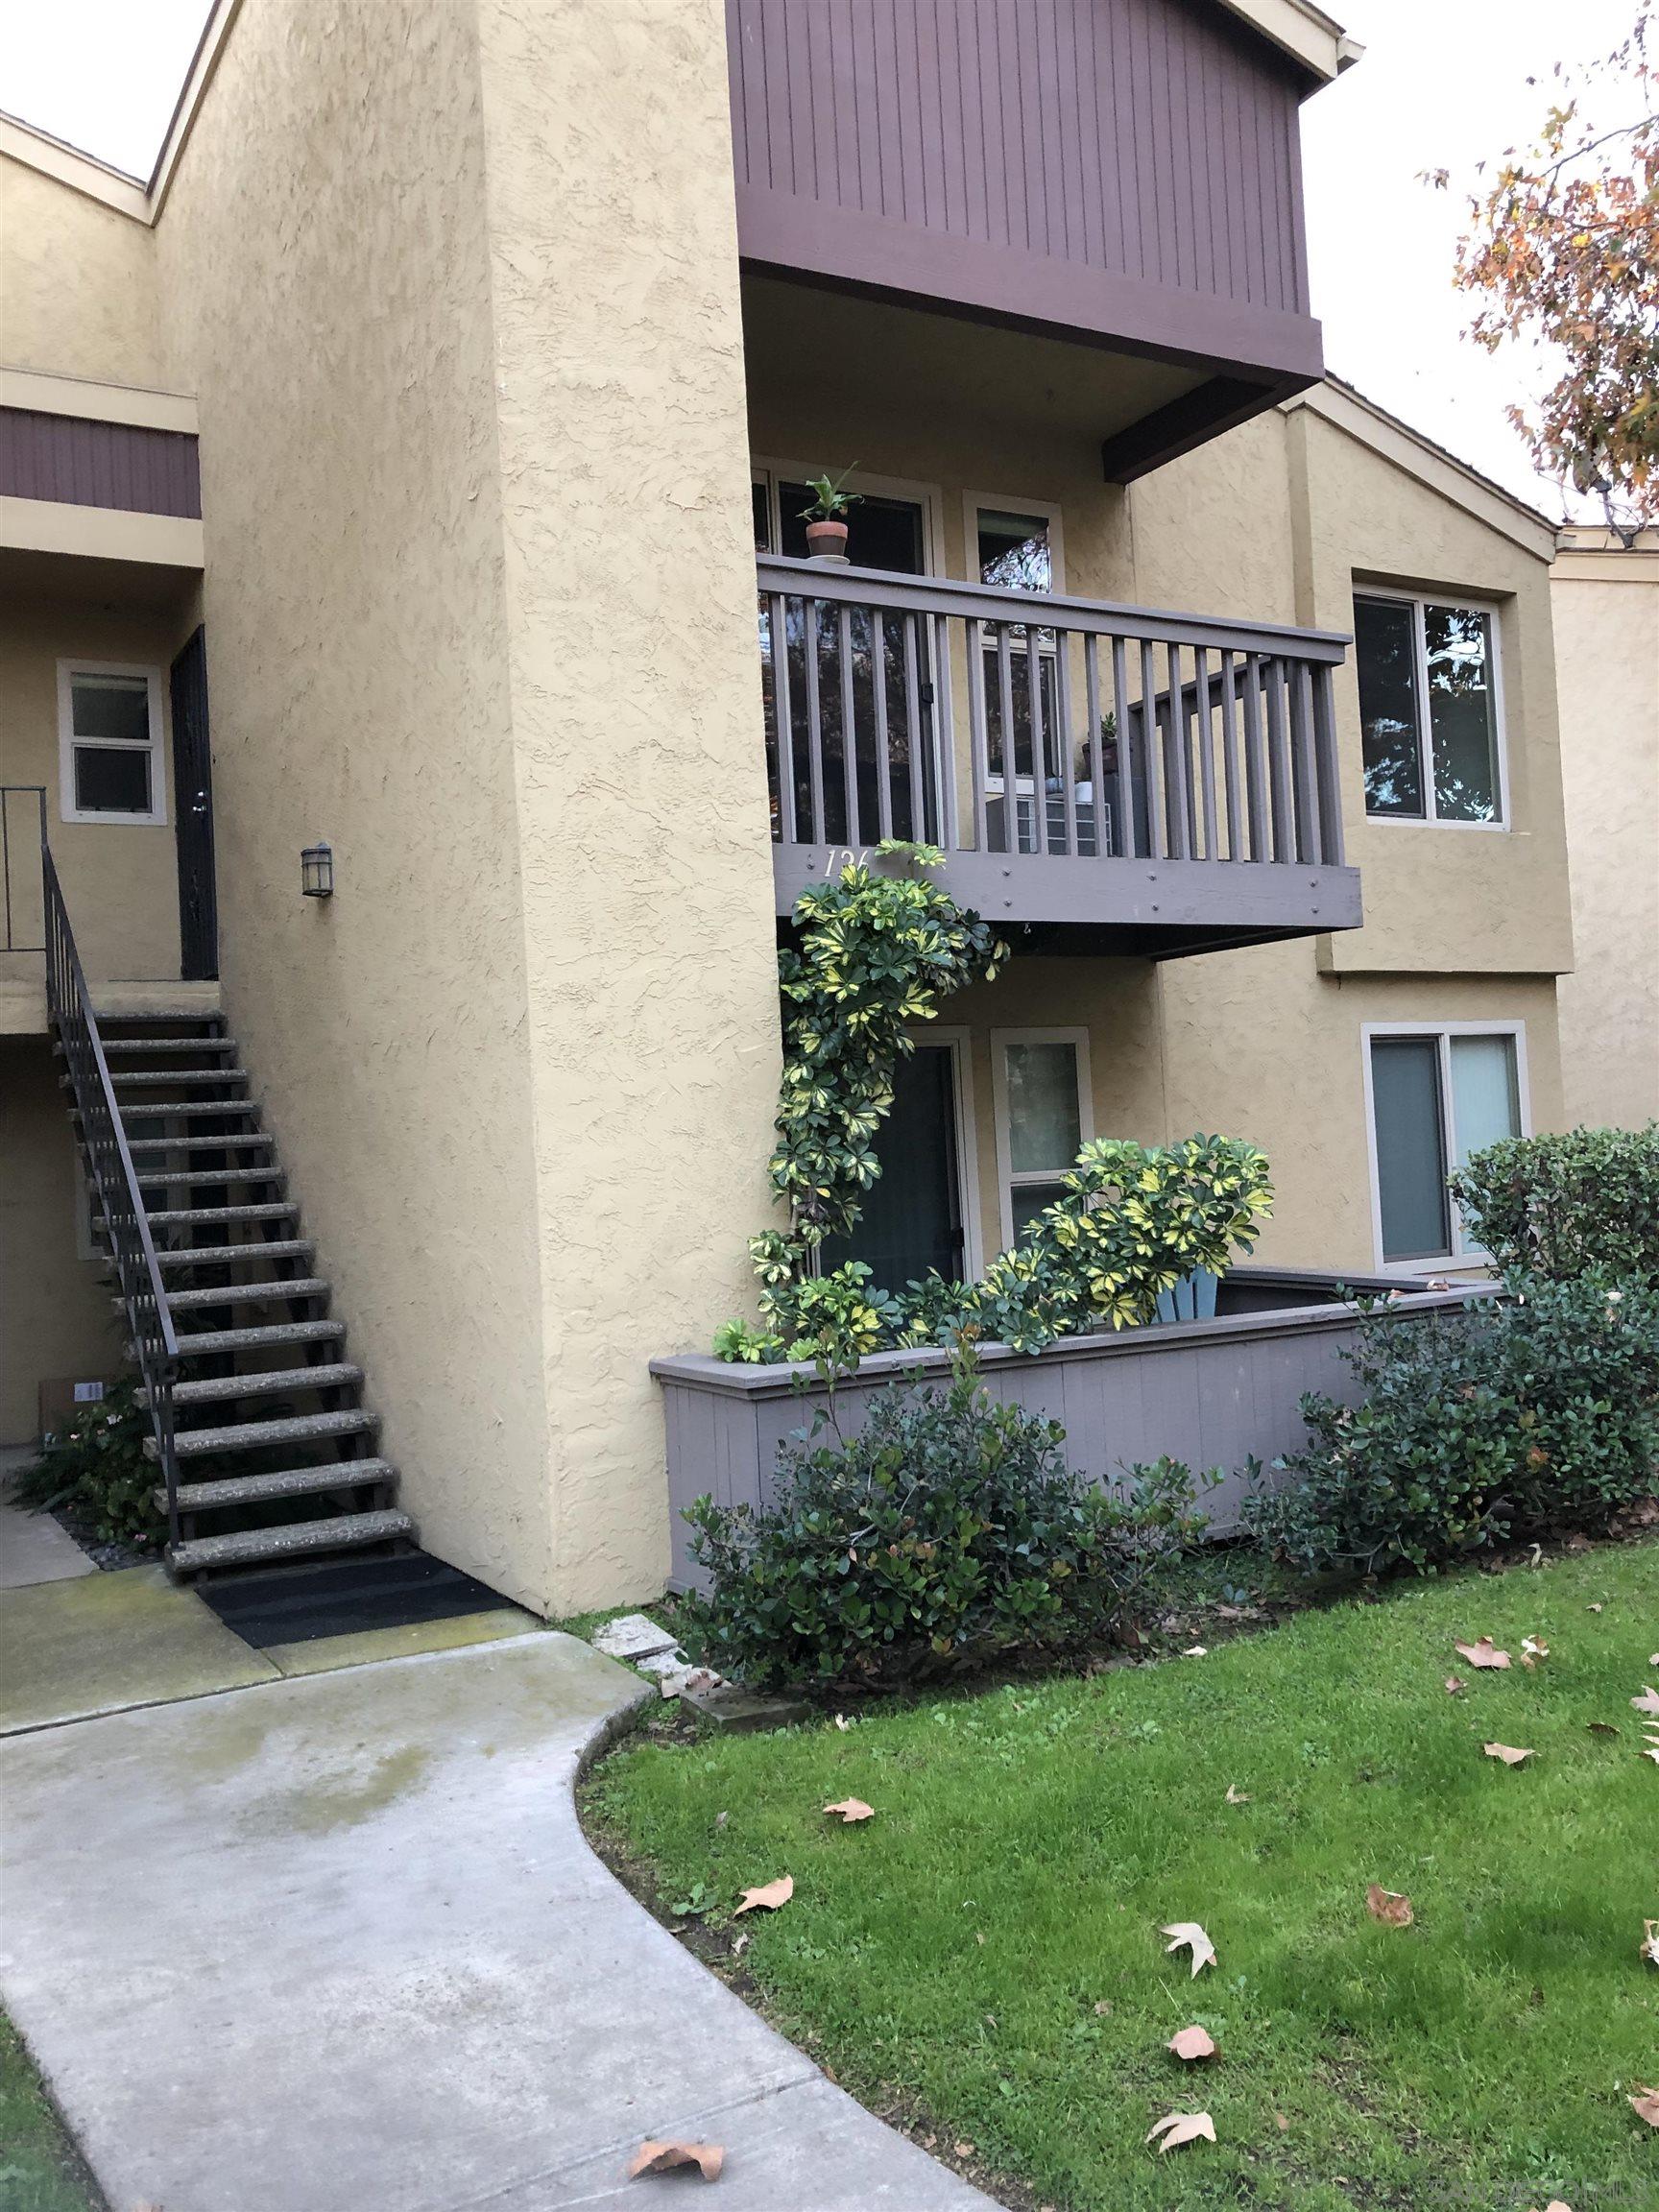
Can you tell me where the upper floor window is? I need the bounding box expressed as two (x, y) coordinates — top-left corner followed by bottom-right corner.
(58, 661), (166, 825)
(1354, 591), (1505, 827)
(975, 506), (1056, 593)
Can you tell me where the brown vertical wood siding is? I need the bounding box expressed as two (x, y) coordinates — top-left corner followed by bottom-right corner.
(728, 0), (1321, 380)
(0, 409), (202, 519)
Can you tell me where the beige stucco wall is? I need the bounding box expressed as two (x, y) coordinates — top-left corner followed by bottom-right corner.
(474, 0), (782, 1608)
(1551, 533), (1659, 1129)
(0, 1036), (121, 1443)
(0, 593), (184, 999)
(0, 157), (161, 387)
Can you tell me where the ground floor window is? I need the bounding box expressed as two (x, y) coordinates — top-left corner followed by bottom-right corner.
(1364, 1024), (1526, 1266)
(992, 1028), (1093, 1248)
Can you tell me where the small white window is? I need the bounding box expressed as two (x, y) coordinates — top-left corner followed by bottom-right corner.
(992, 1028), (1093, 1249)
(1353, 589), (1507, 828)
(1363, 1023), (1528, 1269)
(58, 661), (166, 826)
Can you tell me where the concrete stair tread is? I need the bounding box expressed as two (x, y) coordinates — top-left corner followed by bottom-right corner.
(95, 1037), (239, 1055)
(151, 1406), (377, 1458)
(152, 1238), (314, 1268)
(138, 1201), (297, 1228)
(102, 1070), (250, 1086)
(162, 1277), (329, 1311)
(128, 1167), (286, 1190)
(166, 1508), (413, 1575)
(159, 1361), (362, 1409)
(105, 1100), (261, 1120)
(166, 1319), (344, 1357)
(157, 1459), (395, 1514)
(124, 1133), (275, 1154)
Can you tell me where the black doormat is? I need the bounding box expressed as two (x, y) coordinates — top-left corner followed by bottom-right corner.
(197, 1551), (511, 1649)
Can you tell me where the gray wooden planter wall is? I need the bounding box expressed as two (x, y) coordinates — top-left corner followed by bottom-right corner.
(650, 1268), (1491, 1592)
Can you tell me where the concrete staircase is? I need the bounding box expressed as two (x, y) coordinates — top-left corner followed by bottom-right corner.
(64, 1011), (413, 1579)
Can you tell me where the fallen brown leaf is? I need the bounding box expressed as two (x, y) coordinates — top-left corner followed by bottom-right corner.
(1651, 1654), (1659, 1668)
(1521, 1637), (1550, 1667)
(1224, 1784), (1251, 1805)
(627, 2139), (725, 2181)
(1161, 1921), (1217, 1976)
(1587, 1602), (1603, 1612)
(1644, 1743), (1659, 1766)
(1182, 1645), (1209, 1658)
(1366, 1885), (1413, 1928)
(1274, 2111), (1289, 2133)
(733, 1874), (793, 1915)
(1628, 2086), (1659, 2128)
(1167, 2024), (1216, 2061)
(832, 1714), (852, 1732)
(1631, 1686), (1659, 1716)
(1484, 1742), (1536, 1767)
(1146, 2110), (1216, 2153)
(1528, 2201), (1574, 2212)
(1587, 1721), (1620, 1738)
(822, 1797), (875, 1823)
(1455, 1637), (1511, 1670)
(1640, 1920), (1659, 1968)
(1444, 1675), (1467, 1695)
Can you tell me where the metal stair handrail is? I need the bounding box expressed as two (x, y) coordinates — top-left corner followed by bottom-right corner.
(36, 791), (182, 1550)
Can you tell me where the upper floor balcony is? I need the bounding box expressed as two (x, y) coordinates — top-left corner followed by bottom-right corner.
(727, 0), (1355, 478)
(759, 554), (1360, 956)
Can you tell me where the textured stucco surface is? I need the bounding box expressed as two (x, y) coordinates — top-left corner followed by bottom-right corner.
(0, 594), (184, 994)
(1551, 539), (1659, 1129)
(152, 0), (555, 1609)
(0, 1037), (120, 1442)
(475, 0), (782, 1608)
(0, 157), (161, 388)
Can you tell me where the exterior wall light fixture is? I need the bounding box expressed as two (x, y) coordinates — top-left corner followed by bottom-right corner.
(301, 840), (334, 899)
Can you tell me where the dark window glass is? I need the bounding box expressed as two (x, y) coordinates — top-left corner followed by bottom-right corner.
(778, 483), (926, 574)
(1355, 595), (1424, 817)
(821, 1046), (964, 1290)
(74, 745), (152, 814)
(1371, 1038), (1451, 1260)
(70, 674), (150, 743)
(1425, 603), (1500, 820)
(977, 510), (1053, 592)
(752, 480), (771, 553)
(1010, 1179), (1070, 1238)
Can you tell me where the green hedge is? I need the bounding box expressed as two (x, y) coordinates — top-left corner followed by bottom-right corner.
(1450, 1123), (1659, 1288)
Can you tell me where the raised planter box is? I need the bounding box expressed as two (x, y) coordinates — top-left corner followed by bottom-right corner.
(650, 1266), (1494, 1591)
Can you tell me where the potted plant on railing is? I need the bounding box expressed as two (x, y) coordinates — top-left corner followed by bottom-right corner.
(799, 469), (861, 561)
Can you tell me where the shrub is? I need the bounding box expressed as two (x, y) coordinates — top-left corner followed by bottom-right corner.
(1449, 1123), (1659, 1288)
(15, 1376), (162, 1548)
(1249, 1277), (1659, 1576)
(682, 1354), (1209, 1689)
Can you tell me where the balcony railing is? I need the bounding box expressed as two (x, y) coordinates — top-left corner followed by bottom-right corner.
(757, 556), (1361, 951)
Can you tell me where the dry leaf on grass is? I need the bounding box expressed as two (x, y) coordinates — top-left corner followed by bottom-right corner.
(733, 1874), (793, 1915)
(1587, 1721), (1621, 1738)
(1224, 1783), (1251, 1805)
(1445, 1675), (1467, 1695)
(1484, 1742), (1536, 1767)
(1366, 1885), (1413, 1928)
(1628, 2086), (1659, 2128)
(1521, 1637), (1550, 1667)
(1146, 2110), (1216, 2153)
(822, 1797), (875, 1823)
(627, 2139), (725, 2181)
(832, 1714), (852, 1732)
(1161, 1921), (1217, 1976)
(1529, 2201), (1574, 2211)
(1631, 1686), (1659, 1716)
(1455, 1638), (1511, 1670)
(1587, 1602), (1603, 1613)
(1182, 1645), (1208, 1657)
(1168, 2024), (1216, 2061)
(1273, 2111), (1289, 2133)
(1651, 1654), (1659, 1668)
(1639, 1920), (1659, 1968)
(1644, 1743), (1659, 1767)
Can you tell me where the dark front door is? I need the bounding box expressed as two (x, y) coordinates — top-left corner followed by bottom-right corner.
(169, 626), (218, 981)
(822, 1043), (966, 1293)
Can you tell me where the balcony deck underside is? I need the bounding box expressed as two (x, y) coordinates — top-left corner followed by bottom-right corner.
(773, 847), (1362, 960)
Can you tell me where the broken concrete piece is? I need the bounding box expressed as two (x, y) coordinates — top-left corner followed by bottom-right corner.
(591, 1613), (680, 1664)
(658, 1665), (721, 1702)
(634, 1647), (689, 1678)
(681, 1681), (813, 1733)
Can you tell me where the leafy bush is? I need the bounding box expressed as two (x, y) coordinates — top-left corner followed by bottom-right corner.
(15, 1376), (162, 1547)
(683, 1355), (1210, 1689)
(1249, 1277), (1659, 1576)
(1449, 1123), (1659, 1288)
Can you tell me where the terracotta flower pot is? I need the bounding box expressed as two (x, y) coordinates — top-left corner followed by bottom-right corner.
(805, 517), (850, 558)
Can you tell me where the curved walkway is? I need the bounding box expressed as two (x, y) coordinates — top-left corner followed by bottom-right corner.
(0, 1630), (1002, 2210)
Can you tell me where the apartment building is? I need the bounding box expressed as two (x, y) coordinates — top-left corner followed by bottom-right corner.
(0, 0), (1581, 1614)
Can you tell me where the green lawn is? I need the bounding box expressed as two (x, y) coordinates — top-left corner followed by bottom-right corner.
(0, 2012), (97, 2212)
(590, 1541), (1659, 2211)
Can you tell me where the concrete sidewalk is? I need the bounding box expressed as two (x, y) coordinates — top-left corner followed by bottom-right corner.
(0, 1632), (1001, 2211)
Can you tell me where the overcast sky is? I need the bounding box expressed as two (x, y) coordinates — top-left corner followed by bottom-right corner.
(0, 0), (1632, 520)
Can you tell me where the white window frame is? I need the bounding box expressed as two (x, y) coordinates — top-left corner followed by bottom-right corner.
(57, 659), (167, 827)
(1353, 586), (1509, 831)
(990, 1025), (1094, 1252)
(1361, 1020), (1531, 1273)
(961, 491), (1067, 594)
(752, 458), (946, 576)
